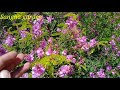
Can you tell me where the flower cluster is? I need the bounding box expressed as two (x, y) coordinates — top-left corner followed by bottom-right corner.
(32, 16), (44, 38)
(4, 35), (15, 46)
(19, 30), (27, 39)
(76, 36), (97, 51)
(24, 50), (34, 62)
(32, 64), (45, 78)
(90, 69), (106, 78)
(65, 17), (78, 29)
(109, 35), (120, 57)
(57, 65), (74, 78)
(46, 16), (54, 23)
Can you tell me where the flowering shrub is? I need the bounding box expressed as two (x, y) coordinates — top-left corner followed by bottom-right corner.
(0, 12), (120, 78)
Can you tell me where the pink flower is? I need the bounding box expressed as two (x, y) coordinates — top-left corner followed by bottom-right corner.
(76, 36), (87, 45)
(57, 28), (61, 32)
(36, 47), (44, 58)
(61, 29), (67, 34)
(72, 58), (76, 64)
(112, 45), (118, 51)
(32, 24), (43, 38)
(89, 38), (97, 48)
(24, 50), (34, 62)
(112, 70), (116, 75)
(47, 16), (54, 23)
(78, 57), (84, 64)
(46, 47), (53, 56)
(40, 39), (47, 49)
(55, 44), (58, 47)
(66, 55), (76, 63)
(89, 72), (96, 78)
(19, 30), (27, 39)
(4, 35), (15, 46)
(109, 40), (116, 46)
(33, 17), (44, 25)
(32, 64), (45, 78)
(93, 12), (96, 17)
(66, 55), (74, 60)
(117, 65), (120, 69)
(32, 17), (44, 38)
(0, 45), (7, 56)
(62, 50), (67, 56)
(106, 65), (112, 71)
(111, 35), (116, 39)
(57, 65), (74, 78)
(52, 50), (59, 54)
(65, 17), (78, 29)
(96, 69), (106, 78)
(48, 37), (53, 44)
(20, 73), (29, 78)
(117, 51), (120, 57)
(81, 43), (90, 51)
(117, 37), (120, 42)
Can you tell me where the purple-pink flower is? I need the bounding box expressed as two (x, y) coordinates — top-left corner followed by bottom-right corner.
(117, 65), (120, 69)
(109, 40), (116, 46)
(32, 17), (44, 38)
(93, 12), (97, 17)
(89, 38), (97, 48)
(72, 58), (76, 64)
(66, 55), (74, 61)
(117, 51), (120, 57)
(65, 17), (78, 29)
(96, 69), (106, 78)
(24, 50), (34, 62)
(32, 23), (43, 38)
(4, 35), (15, 46)
(61, 29), (68, 34)
(112, 45), (118, 51)
(46, 47), (53, 56)
(48, 37), (53, 44)
(62, 50), (67, 56)
(52, 50), (59, 54)
(46, 16), (54, 23)
(89, 72), (96, 78)
(106, 65), (112, 71)
(66, 55), (76, 63)
(112, 70), (116, 75)
(20, 73), (29, 78)
(36, 47), (44, 58)
(57, 28), (61, 32)
(40, 39), (47, 49)
(81, 43), (90, 51)
(57, 65), (74, 78)
(19, 30), (27, 39)
(78, 57), (84, 64)
(32, 64), (45, 78)
(117, 37), (120, 42)
(0, 45), (7, 56)
(76, 36), (87, 45)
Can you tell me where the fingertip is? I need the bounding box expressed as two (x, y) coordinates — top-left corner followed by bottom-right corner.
(24, 62), (31, 70)
(17, 53), (25, 60)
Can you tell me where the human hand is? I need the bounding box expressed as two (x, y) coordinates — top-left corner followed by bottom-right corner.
(0, 51), (30, 78)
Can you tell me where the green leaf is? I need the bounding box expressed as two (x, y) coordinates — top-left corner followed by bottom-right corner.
(64, 12), (78, 20)
(51, 32), (61, 37)
(80, 65), (87, 71)
(88, 48), (95, 56)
